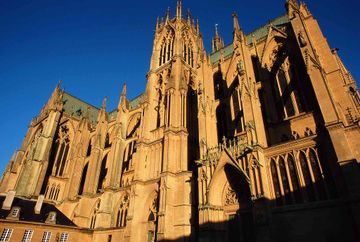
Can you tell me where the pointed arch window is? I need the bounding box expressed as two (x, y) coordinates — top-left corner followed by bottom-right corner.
(78, 162), (88, 195)
(116, 195), (129, 228)
(287, 155), (302, 203)
(90, 201), (100, 229)
(231, 78), (244, 134)
(309, 149), (326, 200)
(52, 126), (70, 177)
(97, 155), (108, 192)
(272, 58), (304, 120)
(183, 42), (194, 67)
(159, 36), (174, 66)
(299, 152), (315, 201)
(349, 86), (360, 106)
(279, 157), (291, 204)
(270, 159), (282, 205)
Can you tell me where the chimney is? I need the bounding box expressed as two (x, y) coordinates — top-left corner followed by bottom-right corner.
(2, 190), (16, 210)
(34, 195), (44, 214)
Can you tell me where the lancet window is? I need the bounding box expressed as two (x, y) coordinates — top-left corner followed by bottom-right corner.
(78, 162), (88, 195)
(183, 42), (194, 67)
(349, 86), (360, 106)
(231, 78), (244, 134)
(52, 125), (70, 177)
(44, 184), (60, 201)
(159, 34), (174, 66)
(122, 141), (136, 174)
(90, 201), (100, 229)
(272, 57), (304, 120)
(116, 194), (129, 228)
(269, 148), (327, 206)
(97, 154), (108, 192)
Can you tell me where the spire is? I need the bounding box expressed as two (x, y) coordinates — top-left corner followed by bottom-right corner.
(212, 24), (224, 52)
(118, 83), (128, 114)
(166, 7), (170, 22)
(187, 9), (191, 25)
(232, 12), (244, 42)
(102, 96), (107, 110)
(176, 0), (182, 19)
(97, 96), (108, 122)
(45, 80), (63, 112)
(232, 12), (240, 32)
(156, 17), (160, 31)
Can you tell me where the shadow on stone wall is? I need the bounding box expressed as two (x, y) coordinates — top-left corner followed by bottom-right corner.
(156, 164), (360, 242)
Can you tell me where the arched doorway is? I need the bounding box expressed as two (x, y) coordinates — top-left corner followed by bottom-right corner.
(222, 164), (254, 242)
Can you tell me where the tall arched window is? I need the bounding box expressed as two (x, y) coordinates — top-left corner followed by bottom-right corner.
(231, 78), (244, 134)
(270, 159), (282, 205)
(349, 86), (360, 106)
(159, 35), (174, 67)
(97, 155), (108, 192)
(90, 201), (100, 229)
(116, 195), (129, 228)
(183, 42), (194, 67)
(287, 155), (302, 203)
(299, 152), (315, 201)
(52, 126), (70, 177)
(78, 163), (88, 195)
(272, 57), (303, 120)
(279, 157), (291, 204)
(309, 149), (326, 200)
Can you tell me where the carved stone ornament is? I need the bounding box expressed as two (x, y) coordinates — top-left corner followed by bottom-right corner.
(224, 185), (239, 206)
(298, 32), (307, 47)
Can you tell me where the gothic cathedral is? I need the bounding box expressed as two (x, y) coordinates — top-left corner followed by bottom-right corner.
(1, 1), (360, 242)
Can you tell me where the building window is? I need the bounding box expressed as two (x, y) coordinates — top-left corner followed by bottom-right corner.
(0, 228), (13, 242)
(116, 194), (129, 228)
(350, 86), (360, 106)
(299, 152), (315, 201)
(59, 232), (69, 242)
(272, 58), (303, 120)
(78, 162), (89, 195)
(270, 159), (282, 205)
(10, 207), (20, 217)
(108, 235), (112, 242)
(159, 37), (174, 66)
(21, 229), (33, 242)
(42, 231), (51, 242)
(287, 155), (302, 203)
(52, 125), (70, 177)
(309, 149), (327, 200)
(90, 201), (100, 229)
(279, 157), (291, 204)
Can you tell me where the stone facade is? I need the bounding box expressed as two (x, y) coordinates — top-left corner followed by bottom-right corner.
(1, 1), (360, 241)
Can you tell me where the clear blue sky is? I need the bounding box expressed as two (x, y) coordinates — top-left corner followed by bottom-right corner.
(0, 0), (359, 174)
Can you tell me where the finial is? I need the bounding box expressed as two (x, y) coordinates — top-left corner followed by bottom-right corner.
(102, 96), (107, 110)
(176, 0), (182, 19)
(121, 83), (127, 97)
(166, 7), (170, 21)
(56, 80), (62, 90)
(187, 9), (191, 24)
(196, 19), (199, 33)
(156, 17), (160, 30)
(215, 24), (219, 37)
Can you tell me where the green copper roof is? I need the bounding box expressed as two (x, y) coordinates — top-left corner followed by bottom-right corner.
(129, 93), (146, 110)
(62, 92), (99, 124)
(210, 14), (290, 64)
(61, 91), (145, 125)
(210, 44), (234, 65)
(246, 14), (290, 45)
